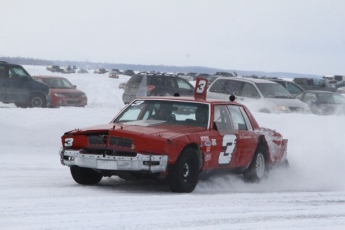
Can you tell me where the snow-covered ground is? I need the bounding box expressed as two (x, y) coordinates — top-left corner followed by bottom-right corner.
(1, 66), (345, 230)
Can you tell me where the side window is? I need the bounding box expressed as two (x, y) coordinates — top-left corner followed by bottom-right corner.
(213, 105), (233, 134)
(209, 79), (227, 93)
(228, 105), (247, 130)
(241, 83), (260, 98)
(0, 66), (6, 78)
(176, 78), (193, 90)
(224, 80), (244, 96)
(303, 92), (317, 103)
(163, 77), (176, 88)
(151, 76), (163, 87)
(9, 67), (30, 79)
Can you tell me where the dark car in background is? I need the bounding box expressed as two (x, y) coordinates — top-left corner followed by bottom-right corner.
(293, 77), (337, 92)
(94, 68), (108, 74)
(109, 69), (120, 78)
(122, 69), (135, 76)
(295, 90), (345, 115)
(0, 61), (51, 108)
(122, 73), (195, 104)
(33, 76), (87, 107)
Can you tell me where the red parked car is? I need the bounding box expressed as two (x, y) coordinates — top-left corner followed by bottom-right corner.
(33, 76), (87, 107)
(59, 78), (288, 193)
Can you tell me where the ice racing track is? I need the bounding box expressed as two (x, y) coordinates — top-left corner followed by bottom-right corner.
(1, 67), (345, 230)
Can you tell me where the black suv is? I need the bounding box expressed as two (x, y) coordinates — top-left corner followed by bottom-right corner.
(122, 73), (195, 104)
(293, 77), (337, 92)
(0, 61), (51, 107)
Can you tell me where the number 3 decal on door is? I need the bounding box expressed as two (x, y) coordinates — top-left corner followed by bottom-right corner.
(218, 134), (237, 164)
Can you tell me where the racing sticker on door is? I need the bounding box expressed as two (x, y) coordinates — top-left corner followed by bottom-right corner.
(218, 134), (237, 164)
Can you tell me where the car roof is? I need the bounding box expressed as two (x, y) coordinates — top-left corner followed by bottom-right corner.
(133, 95), (242, 105)
(214, 76), (279, 84)
(302, 90), (340, 94)
(0, 61), (23, 68)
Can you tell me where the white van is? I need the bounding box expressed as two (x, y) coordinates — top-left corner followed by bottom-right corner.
(207, 77), (310, 113)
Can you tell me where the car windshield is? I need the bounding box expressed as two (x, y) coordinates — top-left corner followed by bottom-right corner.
(42, 78), (74, 89)
(256, 83), (294, 98)
(318, 93), (345, 104)
(112, 100), (209, 128)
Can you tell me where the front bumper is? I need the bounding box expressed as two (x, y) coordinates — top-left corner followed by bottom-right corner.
(59, 149), (168, 173)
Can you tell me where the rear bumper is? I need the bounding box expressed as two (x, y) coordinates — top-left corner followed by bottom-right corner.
(59, 149), (168, 173)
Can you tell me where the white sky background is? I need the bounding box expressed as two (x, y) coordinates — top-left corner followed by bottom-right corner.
(1, 0), (345, 75)
(1, 66), (345, 229)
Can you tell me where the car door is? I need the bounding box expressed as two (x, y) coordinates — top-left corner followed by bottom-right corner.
(208, 104), (257, 170)
(5, 66), (32, 103)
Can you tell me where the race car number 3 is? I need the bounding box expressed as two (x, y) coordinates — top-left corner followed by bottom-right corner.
(218, 134), (237, 164)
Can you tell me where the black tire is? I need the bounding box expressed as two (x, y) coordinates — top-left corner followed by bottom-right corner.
(243, 145), (268, 182)
(28, 94), (46, 108)
(167, 148), (199, 193)
(70, 166), (103, 185)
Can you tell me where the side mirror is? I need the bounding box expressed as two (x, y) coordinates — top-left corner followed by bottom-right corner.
(73, 85), (77, 89)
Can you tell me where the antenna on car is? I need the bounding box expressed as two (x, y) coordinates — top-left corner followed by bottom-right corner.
(229, 95), (236, 102)
(173, 93), (180, 97)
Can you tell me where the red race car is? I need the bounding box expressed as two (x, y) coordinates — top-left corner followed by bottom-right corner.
(59, 78), (288, 193)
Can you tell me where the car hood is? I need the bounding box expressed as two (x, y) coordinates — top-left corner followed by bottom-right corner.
(50, 88), (85, 94)
(66, 121), (205, 139)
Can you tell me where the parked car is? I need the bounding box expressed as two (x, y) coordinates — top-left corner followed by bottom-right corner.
(268, 79), (305, 96)
(207, 77), (310, 113)
(94, 68), (108, 74)
(295, 90), (345, 115)
(32, 76), (87, 107)
(46, 65), (63, 73)
(205, 75), (219, 87)
(0, 61), (51, 108)
(77, 68), (89, 74)
(192, 73), (210, 81)
(118, 82), (127, 89)
(335, 80), (345, 89)
(122, 73), (195, 104)
(214, 72), (234, 77)
(61, 66), (76, 74)
(109, 69), (120, 78)
(122, 69), (135, 76)
(185, 72), (198, 81)
(59, 78), (288, 193)
(293, 77), (337, 92)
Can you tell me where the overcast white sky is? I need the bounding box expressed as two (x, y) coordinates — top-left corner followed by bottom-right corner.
(1, 0), (345, 75)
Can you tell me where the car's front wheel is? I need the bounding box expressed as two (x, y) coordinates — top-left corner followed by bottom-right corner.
(70, 166), (103, 185)
(167, 148), (199, 193)
(28, 93), (46, 108)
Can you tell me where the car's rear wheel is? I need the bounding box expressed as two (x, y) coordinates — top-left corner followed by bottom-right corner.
(168, 148), (199, 193)
(28, 94), (46, 108)
(70, 166), (103, 185)
(243, 145), (268, 182)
